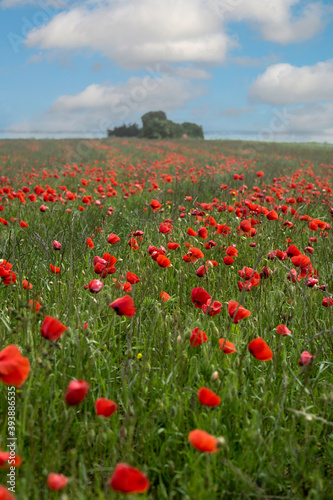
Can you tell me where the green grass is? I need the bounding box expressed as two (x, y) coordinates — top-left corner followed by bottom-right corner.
(0, 138), (333, 499)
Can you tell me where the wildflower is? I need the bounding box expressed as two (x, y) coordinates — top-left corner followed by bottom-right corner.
(109, 295), (135, 317)
(65, 380), (89, 406)
(109, 463), (150, 494)
(0, 345), (30, 387)
(41, 316), (67, 341)
(248, 338), (273, 361)
(95, 398), (118, 418)
(188, 430), (218, 453)
(197, 387), (221, 407)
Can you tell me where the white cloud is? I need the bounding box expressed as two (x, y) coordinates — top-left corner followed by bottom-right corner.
(6, 74), (206, 136)
(249, 60), (333, 105)
(25, 0), (230, 68)
(23, 0), (328, 69)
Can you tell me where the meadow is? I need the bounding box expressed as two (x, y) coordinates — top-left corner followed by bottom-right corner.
(0, 137), (333, 499)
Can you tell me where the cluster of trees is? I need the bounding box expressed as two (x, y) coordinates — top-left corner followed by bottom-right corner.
(107, 111), (204, 139)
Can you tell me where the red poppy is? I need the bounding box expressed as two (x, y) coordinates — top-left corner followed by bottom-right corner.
(65, 379), (89, 406)
(298, 351), (315, 366)
(88, 279), (104, 294)
(108, 233), (120, 245)
(197, 387), (221, 407)
(223, 256), (234, 265)
(206, 260), (218, 267)
(219, 338), (237, 353)
(47, 473), (68, 491)
(226, 246), (238, 257)
(240, 220), (251, 233)
(128, 237), (140, 250)
(191, 287), (211, 309)
(41, 316), (67, 341)
(86, 237), (94, 249)
(29, 299), (41, 312)
(228, 301), (251, 323)
(151, 199), (162, 211)
(156, 255), (171, 268)
(50, 264), (60, 274)
(197, 227), (208, 239)
(190, 328), (208, 347)
(188, 430), (218, 453)
(0, 450), (22, 468)
(202, 300), (222, 316)
(291, 254), (312, 278)
(95, 398), (118, 418)
(109, 295), (136, 317)
(196, 265), (208, 277)
(160, 291), (171, 302)
(126, 272), (140, 284)
(187, 227), (198, 237)
(276, 325), (291, 336)
(266, 210), (278, 221)
(53, 240), (62, 250)
(0, 485), (15, 500)
(20, 220), (29, 228)
(322, 297), (333, 307)
(0, 345), (30, 387)
(109, 463), (150, 494)
(167, 242), (180, 250)
(238, 267), (259, 280)
(248, 338), (273, 361)
(22, 279), (33, 290)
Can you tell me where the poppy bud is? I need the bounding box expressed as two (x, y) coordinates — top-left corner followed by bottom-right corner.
(211, 371), (219, 382)
(65, 379), (89, 406)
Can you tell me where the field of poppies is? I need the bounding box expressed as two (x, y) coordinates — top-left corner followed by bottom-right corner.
(0, 137), (333, 499)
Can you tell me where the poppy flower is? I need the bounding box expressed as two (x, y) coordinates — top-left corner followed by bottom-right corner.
(202, 300), (222, 317)
(187, 227), (198, 237)
(50, 264), (60, 274)
(22, 279), (32, 290)
(128, 237), (139, 250)
(322, 297), (333, 307)
(187, 247), (204, 263)
(219, 338), (237, 353)
(53, 240), (62, 250)
(287, 269), (300, 283)
(0, 486), (15, 500)
(240, 220), (251, 233)
(86, 237), (94, 249)
(20, 220), (29, 228)
(88, 279), (104, 294)
(196, 265), (208, 277)
(109, 463), (150, 494)
(156, 255), (171, 268)
(41, 316), (67, 341)
(198, 227), (208, 239)
(266, 210), (278, 221)
(197, 387), (221, 407)
(276, 325), (291, 336)
(29, 299), (41, 312)
(188, 430), (218, 453)
(189, 328), (208, 347)
(0, 345), (30, 387)
(151, 199), (161, 212)
(238, 267), (259, 280)
(95, 398), (118, 418)
(223, 256), (234, 265)
(109, 295), (135, 317)
(298, 351), (315, 366)
(167, 242), (180, 250)
(65, 379), (89, 406)
(107, 233), (120, 245)
(248, 338), (273, 361)
(226, 246), (238, 257)
(0, 450), (22, 468)
(47, 473), (68, 491)
(126, 272), (140, 284)
(291, 254), (312, 278)
(206, 260), (218, 267)
(228, 301), (251, 324)
(191, 287), (211, 309)
(307, 277), (318, 287)
(160, 291), (171, 302)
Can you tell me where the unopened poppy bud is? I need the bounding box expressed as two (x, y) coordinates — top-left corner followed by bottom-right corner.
(127, 349), (134, 359)
(216, 437), (226, 448)
(184, 330), (192, 340)
(177, 335), (183, 344)
(211, 371), (219, 382)
(87, 429), (96, 445)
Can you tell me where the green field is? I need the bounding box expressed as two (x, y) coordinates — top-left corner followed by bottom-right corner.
(0, 138), (333, 499)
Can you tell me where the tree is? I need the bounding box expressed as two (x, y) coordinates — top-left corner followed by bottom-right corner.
(107, 123), (140, 138)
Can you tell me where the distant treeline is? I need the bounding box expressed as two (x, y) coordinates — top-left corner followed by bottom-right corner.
(107, 111), (204, 139)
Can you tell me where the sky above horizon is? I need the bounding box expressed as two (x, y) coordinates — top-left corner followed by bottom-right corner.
(1, 0), (333, 142)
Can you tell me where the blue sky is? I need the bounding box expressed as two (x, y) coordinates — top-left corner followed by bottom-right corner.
(1, 0), (333, 142)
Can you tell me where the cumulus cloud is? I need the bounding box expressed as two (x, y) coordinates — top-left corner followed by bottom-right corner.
(6, 74), (206, 136)
(249, 60), (333, 105)
(23, 0), (328, 69)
